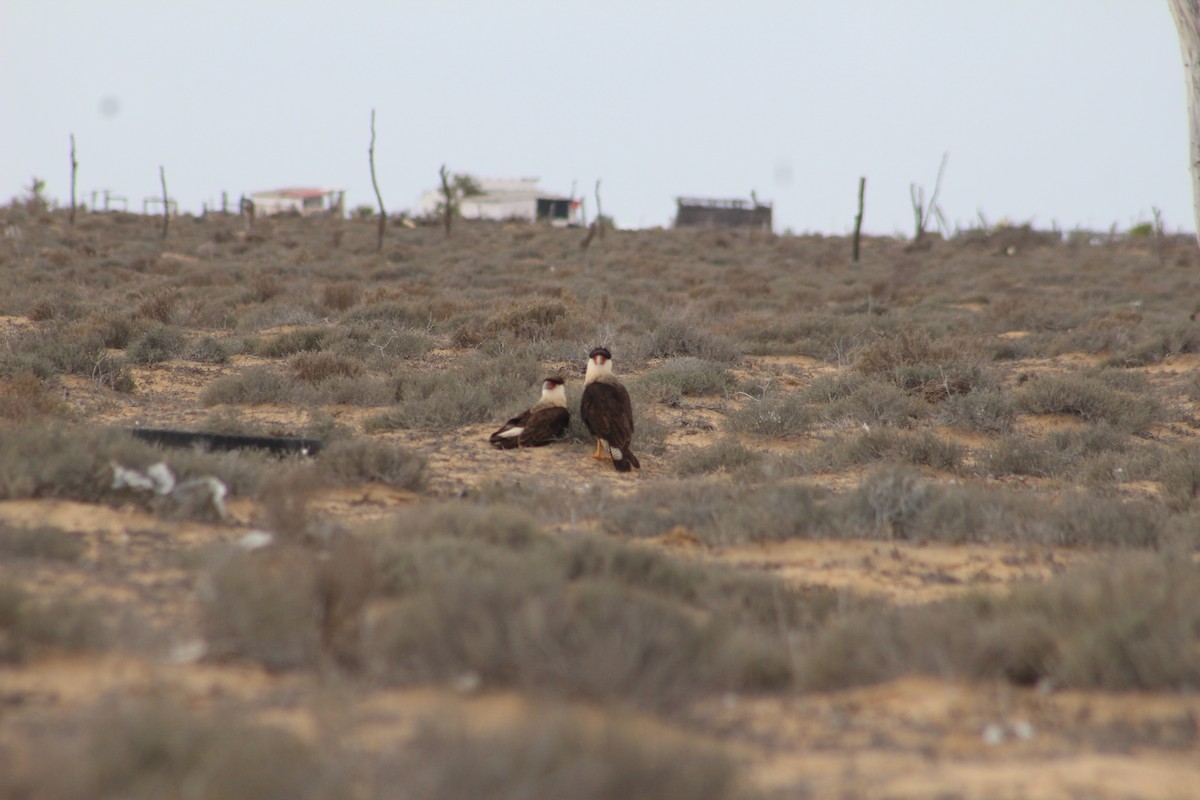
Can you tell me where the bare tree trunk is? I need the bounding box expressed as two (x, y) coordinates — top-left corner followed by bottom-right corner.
(852, 176), (866, 262)
(69, 134), (78, 225)
(368, 109), (386, 253)
(1171, 0), (1200, 248)
(159, 165), (169, 241)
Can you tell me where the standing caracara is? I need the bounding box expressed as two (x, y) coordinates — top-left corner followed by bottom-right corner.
(580, 347), (640, 472)
(489, 376), (570, 448)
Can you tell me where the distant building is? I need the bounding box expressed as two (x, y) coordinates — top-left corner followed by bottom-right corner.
(417, 177), (582, 225)
(674, 196), (772, 232)
(247, 188), (346, 217)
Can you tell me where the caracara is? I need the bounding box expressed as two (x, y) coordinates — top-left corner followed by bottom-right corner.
(580, 346), (640, 472)
(489, 376), (570, 449)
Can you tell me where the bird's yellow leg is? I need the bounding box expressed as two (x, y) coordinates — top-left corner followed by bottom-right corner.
(592, 438), (606, 460)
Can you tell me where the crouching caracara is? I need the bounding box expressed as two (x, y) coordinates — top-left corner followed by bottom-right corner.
(489, 376), (570, 448)
(581, 347), (640, 472)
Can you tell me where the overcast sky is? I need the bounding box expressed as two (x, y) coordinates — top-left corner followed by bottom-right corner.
(0, 1), (1190, 235)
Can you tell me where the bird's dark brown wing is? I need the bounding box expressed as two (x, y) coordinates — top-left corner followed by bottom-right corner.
(489, 408), (532, 449)
(518, 406), (570, 446)
(581, 380), (634, 449)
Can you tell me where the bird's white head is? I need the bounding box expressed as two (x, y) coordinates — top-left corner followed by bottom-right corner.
(541, 376), (567, 406)
(585, 346), (614, 384)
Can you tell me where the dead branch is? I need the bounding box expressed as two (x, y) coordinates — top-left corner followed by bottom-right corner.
(368, 109), (386, 253)
(911, 152), (948, 242)
(69, 134), (78, 225)
(594, 179), (605, 239)
(159, 165), (169, 241)
(852, 176), (866, 262)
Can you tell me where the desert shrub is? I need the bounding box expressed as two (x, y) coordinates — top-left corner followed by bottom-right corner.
(484, 297), (570, 340)
(837, 464), (933, 540)
(938, 387), (1017, 433)
(981, 425), (1129, 479)
(801, 428), (964, 473)
(703, 483), (835, 544)
(674, 436), (762, 477)
(135, 289), (180, 323)
(0, 523), (85, 562)
(189, 335), (231, 364)
(631, 357), (735, 403)
(253, 326), (327, 357)
(394, 710), (745, 800)
(0, 580), (109, 662)
(200, 367), (296, 406)
(727, 392), (812, 437)
(600, 480), (741, 539)
(331, 325), (437, 366)
(0, 371), (67, 421)
(22, 696), (342, 800)
(1016, 373), (1162, 433)
(317, 438), (427, 490)
(320, 282), (360, 312)
(364, 503), (838, 705)
(126, 324), (188, 364)
(639, 318), (742, 364)
(1157, 444), (1200, 511)
(343, 300), (431, 328)
(819, 377), (928, 428)
(305, 375), (394, 406)
(854, 327), (989, 401)
(291, 351), (363, 383)
(199, 545), (323, 670)
(364, 352), (540, 430)
(801, 553), (1200, 692)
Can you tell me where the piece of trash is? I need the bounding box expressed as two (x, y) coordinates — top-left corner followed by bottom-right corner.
(110, 462), (229, 521)
(982, 723), (1005, 746)
(165, 639), (207, 665)
(1011, 720), (1035, 740)
(237, 531), (274, 550)
(111, 461), (175, 495)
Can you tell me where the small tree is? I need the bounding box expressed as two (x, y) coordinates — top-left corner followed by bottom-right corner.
(436, 167), (483, 238)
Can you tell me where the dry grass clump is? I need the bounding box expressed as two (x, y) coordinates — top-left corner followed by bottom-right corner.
(135, 288), (180, 324)
(1016, 372), (1163, 433)
(291, 351), (364, 383)
(854, 327), (990, 402)
(484, 297), (570, 340)
(253, 326), (328, 357)
(365, 352), (541, 431)
(320, 281), (360, 312)
(0, 580), (110, 663)
(801, 552), (1200, 692)
(727, 392), (812, 438)
(674, 436), (762, 478)
(800, 428), (965, 473)
(363, 503), (835, 707)
(799, 370), (933, 428)
(126, 324), (188, 365)
(0, 371), (68, 421)
(317, 438), (427, 490)
(937, 386), (1017, 433)
(394, 711), (749, 800)
(200, 366), (295, 406)
(981, 425), (1129, 479)
(638, 318), (743, 364)
(14, 695), (343, 800)
(631, 357), (735, 403)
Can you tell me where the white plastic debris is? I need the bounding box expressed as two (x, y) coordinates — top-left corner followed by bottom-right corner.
(982, 723), (1006, 746)
(237, 530), (274, 550)
(110, 462), (229, 520)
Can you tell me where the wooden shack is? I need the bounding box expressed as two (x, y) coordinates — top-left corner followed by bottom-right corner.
(674, 196), (772, 232)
